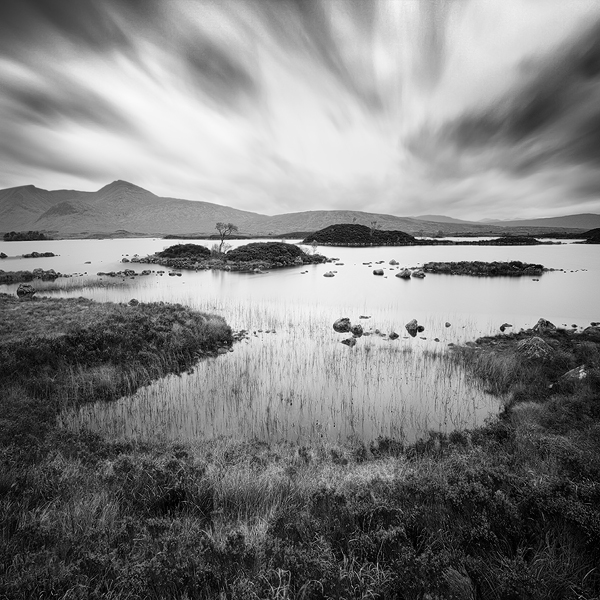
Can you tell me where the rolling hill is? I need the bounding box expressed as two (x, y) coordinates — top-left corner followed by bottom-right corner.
(0, 180), (595, 238)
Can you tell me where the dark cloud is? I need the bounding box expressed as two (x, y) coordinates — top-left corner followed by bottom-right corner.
(2, 74), (133, 131)
(409, 18), (600, 183)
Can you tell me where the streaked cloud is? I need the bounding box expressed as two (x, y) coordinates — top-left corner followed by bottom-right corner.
(0, 0), (599, 219)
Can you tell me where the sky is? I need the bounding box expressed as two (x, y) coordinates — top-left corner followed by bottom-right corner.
(1, 0), (600, 220)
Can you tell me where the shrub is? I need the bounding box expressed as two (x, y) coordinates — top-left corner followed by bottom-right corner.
(156, 243), (210, 259)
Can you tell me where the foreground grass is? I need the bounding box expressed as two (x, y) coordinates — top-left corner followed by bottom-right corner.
(1, 299), (600, 599)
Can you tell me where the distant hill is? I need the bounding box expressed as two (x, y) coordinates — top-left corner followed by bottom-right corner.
(0, 180), (594, 238)
(413, 214), (474, 225)
(485, 214), (600, 229)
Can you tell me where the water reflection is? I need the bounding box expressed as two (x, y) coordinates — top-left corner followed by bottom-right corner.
(3, 237), (599, 443)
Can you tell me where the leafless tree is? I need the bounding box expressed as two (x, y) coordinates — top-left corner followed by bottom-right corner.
(215, 222), (238, 253)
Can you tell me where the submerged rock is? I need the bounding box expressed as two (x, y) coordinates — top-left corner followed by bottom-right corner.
(333, 318), (352, 333)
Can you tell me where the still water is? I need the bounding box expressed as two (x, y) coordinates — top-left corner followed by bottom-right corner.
(2, 238), (598, 443)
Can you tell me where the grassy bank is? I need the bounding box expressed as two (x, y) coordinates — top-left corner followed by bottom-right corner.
(2, 299), (600, 599)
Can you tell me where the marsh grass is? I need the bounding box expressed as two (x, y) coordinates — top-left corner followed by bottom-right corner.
(3, 295), (600, 598)
(61, 300), (497, 444)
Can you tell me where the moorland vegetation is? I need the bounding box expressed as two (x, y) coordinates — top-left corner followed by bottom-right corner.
(1, 294), (600, 598)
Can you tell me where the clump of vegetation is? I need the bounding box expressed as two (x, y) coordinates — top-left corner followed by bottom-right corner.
(422, 260), (547, 276)
(22, 251), (56, 258)
(156, 243), (211, 259)
(303, 224), (418, 246)
(582, 227), (600, 244)
(3, 230), (49, 241)
(226, 241), (315, 263)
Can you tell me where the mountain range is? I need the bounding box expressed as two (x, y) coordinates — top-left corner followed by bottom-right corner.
(1, 180), (598, 238)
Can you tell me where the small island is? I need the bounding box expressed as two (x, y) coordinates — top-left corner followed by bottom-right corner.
(302, 224), (548, 247)
(419, 261), (548, 277)
(3, 230), (50, 241)
(138, 241), (327, 272)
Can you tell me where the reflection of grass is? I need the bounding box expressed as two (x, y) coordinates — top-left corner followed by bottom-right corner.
(3, 295), (600, 598)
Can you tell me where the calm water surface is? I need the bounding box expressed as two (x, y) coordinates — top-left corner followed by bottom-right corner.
(2, 237), (598, 443)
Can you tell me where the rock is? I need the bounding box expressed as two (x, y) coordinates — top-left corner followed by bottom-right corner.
(17, 283), (36, 298)
(341, 337), (356, 347)
(434, 338), (440, 342)
(499, 322), (513, 332)
(351, 324), (363, 337)
(412, 270), (426, 278)
(389, 259), (398, 265)
(532, 318), (556, 335)
(128, 298), (139, 306)
(84, 261), (91, 264)
(323, 272), (335, 277)
(121, 257), (130, 263)
(373, 269), (384, 276)
(389, 332), (399, 340)
(445, 322), (451, 328)
(396, 269), (412, 279)
(0, 252), (7, 259)
(560, 365), (588, 384)
(517, 336), (553, 361)
(417, 325), (425, 333)
(333, 318), (352, 333)
(359, 315), (371, 319)
(405, 319), (419, 337)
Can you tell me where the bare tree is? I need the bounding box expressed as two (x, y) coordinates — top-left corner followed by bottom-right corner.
(215, 222), (238, 253)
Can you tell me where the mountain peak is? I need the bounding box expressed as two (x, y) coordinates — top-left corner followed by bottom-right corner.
(98, 180), (150, 194)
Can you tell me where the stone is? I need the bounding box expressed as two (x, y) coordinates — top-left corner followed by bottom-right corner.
(0, 252), (7, 259)
(373, 269), (384, 276)
(323, 272), (335, 277)
(405, 319), (419, 337)
(389, 259), (398, 265)
(341, 337), (357, 347)
(445, 322), (451, 328)
(396, 269), (411, 279)
(333, 318), (352, 333)
(128, 298), (139, 306)
(359, 315), (371, 319)
(412, 270), (426, 278)
(417, 325), (425, 333)
(16, 283), (35, 298)
(121, 257), (130, 263)
(517, 336), (553, 361)
(532, 318), (556, 335)
(558, 365), (588, 384)
(389, 332), (399, 340)
(350, 324), (363, 338)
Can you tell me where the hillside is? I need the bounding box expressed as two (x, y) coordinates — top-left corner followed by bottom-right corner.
(0, 180), (595, 238)
(486, 213), (600, 229)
